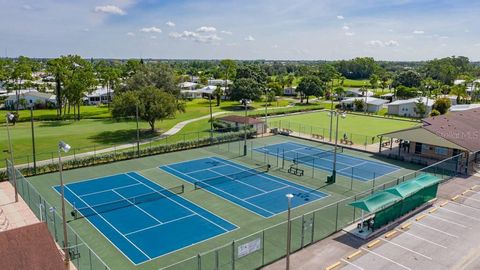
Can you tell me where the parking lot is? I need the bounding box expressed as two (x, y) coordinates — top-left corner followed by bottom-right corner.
(337, 184), (480, 270)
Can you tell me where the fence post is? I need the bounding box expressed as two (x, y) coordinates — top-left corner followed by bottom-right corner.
(301, 214), (305, 248)
(231, 241), (235, 270)
(262, 230), (265, 266)
(311, 211), (315, 243)
(197, 254), (201, 270)
(335, 202), (339, 231)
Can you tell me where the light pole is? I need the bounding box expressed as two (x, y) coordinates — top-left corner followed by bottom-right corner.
(135, 104), (140, 157)
(5, 112), (18, 202)
(241, 99), (250, 156)
(285, 193), (294, 270)
(30, 107), (37, 174)
(363, 81), (368, 114)
(58, 141), (71, 264)
(264, 89), (269, 127)
(327, 111), (346, 183)
(209, 93), (214, 144)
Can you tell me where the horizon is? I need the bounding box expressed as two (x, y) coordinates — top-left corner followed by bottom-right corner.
(1, 0), (480, 61)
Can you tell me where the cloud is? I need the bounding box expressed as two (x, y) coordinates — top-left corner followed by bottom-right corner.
(94, 5), (126, 15)
(140, 27), (162, 33)
(166, 21), (175, 27)
(126, 32), (135, 37)
(342, 25), (350, 30)
(367, 40), (400, 47)
(337, 15), (344, 20)
(169, 31), (221, 43)
(413, 30), (425, 34)
(22, 4), (32, 10)
(221, 30), (233, 35)
(474, 43), (480, 47)
(150, 35), (157, 39)
(197, 26), (216, 33)
(245, 35), (255, 41)
(345, 32), (355, 36)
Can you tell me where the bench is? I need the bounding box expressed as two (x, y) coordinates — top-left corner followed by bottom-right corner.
(288, 166), (304, 176)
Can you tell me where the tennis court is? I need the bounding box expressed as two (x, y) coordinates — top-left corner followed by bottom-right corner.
(53, 172), (237, 265)
(255, 141), (400, 181)
(160, 156), (328, 218)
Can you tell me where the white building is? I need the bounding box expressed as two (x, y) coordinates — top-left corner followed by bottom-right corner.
(284, 87), (296, 96)
(340, 97), (389, 113)
(345, 88), (374, 97)
(178, 81), (198, 90)
(4, 90), (56, 109)
(207, 79), (232, 86)
(180, 85), (226, 99)
(386, 97), (434, 118)
(85, 88), (113, 105)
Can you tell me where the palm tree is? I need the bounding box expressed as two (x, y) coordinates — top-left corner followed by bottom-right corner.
(213, 85), (223, 106)
(449, 84), (468, 104)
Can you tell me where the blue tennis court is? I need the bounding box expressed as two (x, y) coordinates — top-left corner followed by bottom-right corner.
(53, 172), (237, 265)
(160, 157), (328, 218)
(255, 141), (400, 181)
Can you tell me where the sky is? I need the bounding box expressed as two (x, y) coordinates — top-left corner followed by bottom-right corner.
(0, 0), (479, 61)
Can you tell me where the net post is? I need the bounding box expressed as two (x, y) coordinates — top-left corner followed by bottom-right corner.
(282, 149), (285, 169)
(197, 253), (201, 270)
(276, 148), (279, 167)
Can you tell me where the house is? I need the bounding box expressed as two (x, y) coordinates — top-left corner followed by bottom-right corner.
(180, 89), (203, 99)
(379, 93), (395, 102)
(379, 109), (480, 174)
(284, 87), (296, 96)
(0, 223), (65, 270)
(207, 79), (232, 86)
(4, 90), (56, 109)
(178, 81), (198, 90)
(340, 97), (389, 113)
(386, 97), (434, 118)
(85, 88), (113, 105)
(345, 88), (374, 97)
(216, 115), (267, 134)
(181, 85), (226, 99)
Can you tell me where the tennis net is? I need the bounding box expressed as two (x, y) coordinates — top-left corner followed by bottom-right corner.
(71, 184), (184, 219)
(293, 147), (342, 164)
(194, 164), (271, 190)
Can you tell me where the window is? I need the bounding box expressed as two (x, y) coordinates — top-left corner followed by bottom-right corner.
(435, 147), (448, 156)
(422, 144), (430, 151)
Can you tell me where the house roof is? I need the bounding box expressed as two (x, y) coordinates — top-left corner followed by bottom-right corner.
(342, 97), (389, 106)
(345, 88), (374, 97)
(387, 97), (434, 106)
(86, 88), (113, 98)
(0, 222), (65, 270)
(5, 91), (56, 101)
(381, 127), (465, 150)
(217, 115), (265, 124)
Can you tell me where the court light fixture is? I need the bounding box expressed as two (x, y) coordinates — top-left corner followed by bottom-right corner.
(59, 141), (71, 153)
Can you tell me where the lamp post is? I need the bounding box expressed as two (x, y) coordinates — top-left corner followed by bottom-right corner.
(285, 193), (294, 270)
(209, 93), (214, 144)
(5, 112), (18, 202)
(58, 141), (71, 264)
(241, 99), (250, 156)
(363, 81), (368, 114)
(328, 111), (346, 183)
(135, 104), (140, 157)
(30, 107), (37, 174)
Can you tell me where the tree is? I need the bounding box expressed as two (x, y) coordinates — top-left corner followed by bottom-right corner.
(353, 99), (365, 112)
(267, 81), (283, 96)
(369, 74), (380, 89)
(95, 60), (121, 108)
(235, 65), (267, 87)
(213, 85), (223, 106)
(414, 99), (427, 118)
(0, 58), (13, 83)
(392, 70), (423, 88)
(265, 90), (276, 105)
(421, 56), (473, 85)
(122, 63), (179, 97)
(449, 84), (468, 104)
(47, 57), (68, 116)
(430, 109), (441, 117)
(433, 97), (451, 114)
(334, 87), (345, 100)
(395, 86), (418, 99)
(296, 76), (323, 104)
(11, 56), (34, 112)
(230, 78), (263, 101)
(112, 87), (185, 131)
(334, 57), (382, 79)
(220, 59), (236, 97)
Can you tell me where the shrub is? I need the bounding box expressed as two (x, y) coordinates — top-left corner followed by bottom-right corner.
(430, 109), (441, 117)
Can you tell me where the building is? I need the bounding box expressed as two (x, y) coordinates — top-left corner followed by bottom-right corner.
(0, 223), (65, 270)
(207, 79), (232, 86)
(284, 87), (296, 96)
(181, 85), (226, 99)
(386, 97), (434, 118)
(340, 97), (389, 113)
(178, 81), (198, 90)
(216, 115), (267, 134)
(379, 109), (480, 174)
(344, 88), (374, 98)
(4, 90), (56, 109)
(85, 88), (113, 105)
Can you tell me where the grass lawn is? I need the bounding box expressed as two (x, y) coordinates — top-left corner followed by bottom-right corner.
(268, 111), (420, 144)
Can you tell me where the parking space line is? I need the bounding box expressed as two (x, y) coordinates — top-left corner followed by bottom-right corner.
(325, 261), (341, 270)
(460, 195), (480, 203)
(347, 250), (362, 259)
(439, 207), (480, 222)
(380, 238), (432, 260)
(395, 229), (447, 249)
(414, 222), (458, 238)
(448, 200), (480, 211)
(440, 201), (449, 207)
(341, 258), (364, 270)
(426, 213), (469, 228)
(361, 248), (412, 270)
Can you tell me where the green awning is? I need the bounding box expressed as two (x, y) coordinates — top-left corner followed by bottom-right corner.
(413, 174), (440, 187)
(349, 192), (401, 213)
(385, 181), (423, 198)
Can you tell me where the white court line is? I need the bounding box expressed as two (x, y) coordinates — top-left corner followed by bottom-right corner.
(126, 173), (236, 231)
(64, 185), (152, 260)
(438, 207), (480, 222)
(125, 214), (196, 236)
(79, 183), (143, 198)
(414, 222), (458, 238)
(426, 213), (469, 228)
(395, 229), (447, 249)
(341, 258), (364, 270)
(361, 248), (412, 270)
(111, 190), (164, 225)
(185, 164), (229, 175)
(243, 186), (290, 200)
(206, 168), (268, 193)
(380, 238), (432, 260)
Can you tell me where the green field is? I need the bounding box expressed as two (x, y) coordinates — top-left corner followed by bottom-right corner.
(20, 135), (423, 270)
(268, 111), (420, 144)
